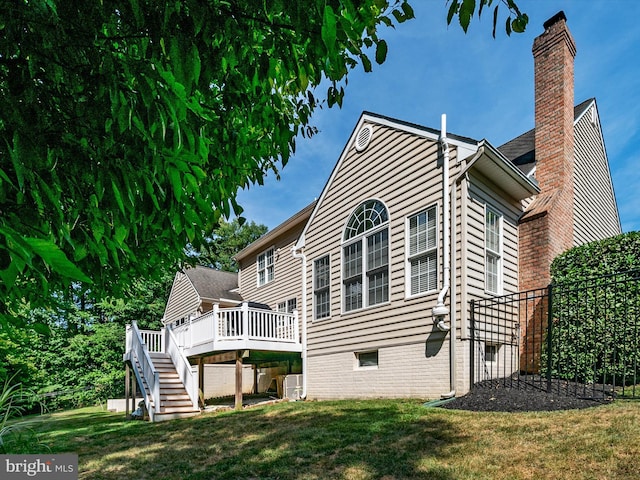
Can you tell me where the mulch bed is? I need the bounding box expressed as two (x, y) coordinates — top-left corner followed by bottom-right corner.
(441, 377), (615, 412)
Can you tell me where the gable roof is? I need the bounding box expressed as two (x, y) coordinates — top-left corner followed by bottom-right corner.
(184, 266), (242, 302)
(497, 98), (595, 174)
(235, 200), (316, 260)
(295, 111), (539, 248)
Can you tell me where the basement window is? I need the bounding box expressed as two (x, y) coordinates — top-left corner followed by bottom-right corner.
(355, 350), (379, 369)
(485, 344), (498, 363)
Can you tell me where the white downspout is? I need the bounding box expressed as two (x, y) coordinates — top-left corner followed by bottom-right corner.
(433, 114), (450, 330)
(292, 243), (307, 400)
(433, 114), (455, 399)
(438, 145), (485, 399)
(442, 173), (458, 399)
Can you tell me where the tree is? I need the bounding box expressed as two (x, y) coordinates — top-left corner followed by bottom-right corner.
(191, 219), (268, 272)
(446, 0), (528, 37)
(0, 1), (527, 329)
(0, 0), (415, 328)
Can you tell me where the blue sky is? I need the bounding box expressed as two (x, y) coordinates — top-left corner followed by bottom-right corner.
(236, 1), (640, 233)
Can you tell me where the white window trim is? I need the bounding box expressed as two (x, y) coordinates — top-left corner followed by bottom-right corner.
(340, 199), (391, 315)
(256, 246), (275, 287)
(278, 298), (297, 313)
(313, 254), (331, 321)
(341, 225), (390, 314)
(354, 350), (379, 370)
(485, 343), (499, 363)
(484, 206), (503, 295)
(404, 204), (439, 299)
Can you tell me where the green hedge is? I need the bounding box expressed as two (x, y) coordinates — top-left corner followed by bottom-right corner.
(551, 231), (640, 281)
(543, 232), (640, 387)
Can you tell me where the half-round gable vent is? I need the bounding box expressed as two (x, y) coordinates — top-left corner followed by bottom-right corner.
(354, 124), (374, 152)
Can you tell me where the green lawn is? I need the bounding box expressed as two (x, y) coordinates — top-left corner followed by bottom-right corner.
(22, 399), (640, 479)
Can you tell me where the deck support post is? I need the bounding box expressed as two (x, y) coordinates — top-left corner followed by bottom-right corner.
(125, 363), (131, 418)
(198, 357), (205, 408)
(253, 364), (258, 394)
(235, 350), (244, 410)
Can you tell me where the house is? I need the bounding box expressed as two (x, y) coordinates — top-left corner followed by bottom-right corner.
(124, 12), (620, 418)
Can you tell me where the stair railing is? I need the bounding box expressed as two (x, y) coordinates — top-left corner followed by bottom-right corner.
(165, 326), (199, 410)
(129, 320), (161, 417)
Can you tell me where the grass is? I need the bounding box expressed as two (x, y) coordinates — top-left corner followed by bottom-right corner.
(23, 399), (640, 480)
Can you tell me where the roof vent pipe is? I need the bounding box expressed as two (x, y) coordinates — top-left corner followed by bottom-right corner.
(433, 114), (450, 332)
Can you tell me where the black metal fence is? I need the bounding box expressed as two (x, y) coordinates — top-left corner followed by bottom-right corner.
(470, 270), (640, 399)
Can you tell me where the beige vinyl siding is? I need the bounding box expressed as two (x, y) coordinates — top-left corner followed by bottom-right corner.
(573, 106), (621, 244)
(304, 123), (459, 367)
(163, 271), (201, 324)
(238, 227), (303, 311)
(464, 171), (521, 301)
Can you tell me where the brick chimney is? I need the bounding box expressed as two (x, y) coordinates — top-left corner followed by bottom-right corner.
(519, 11), (577, 292)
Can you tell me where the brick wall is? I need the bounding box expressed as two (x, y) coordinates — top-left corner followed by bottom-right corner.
(519, 12), (577, 292)
(306, 342), (452, 399)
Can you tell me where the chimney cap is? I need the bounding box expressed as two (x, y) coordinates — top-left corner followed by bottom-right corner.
(543, 11), (567, 30)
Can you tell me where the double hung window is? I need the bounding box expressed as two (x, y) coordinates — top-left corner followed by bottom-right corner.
(485, 208), (502, 294)
(342, 200), (389, 312)
(257, 247), (274, 286)
(314, 256), (331, 319)
(407, 207), (437, 296)
(277, 298), (297, 313)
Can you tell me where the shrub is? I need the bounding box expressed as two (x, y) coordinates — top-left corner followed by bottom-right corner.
(543, 232), (640, 386)
(0, 377), (48, 454)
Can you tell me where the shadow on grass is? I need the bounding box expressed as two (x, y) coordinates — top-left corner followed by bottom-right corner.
(39, 401), (467, 480)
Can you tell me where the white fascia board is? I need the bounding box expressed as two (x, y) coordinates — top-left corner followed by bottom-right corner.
(573, 98), (596, 125)
(298, 112), (480, 241)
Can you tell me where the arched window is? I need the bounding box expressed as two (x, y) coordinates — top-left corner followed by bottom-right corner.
(342, 200), (390, 312)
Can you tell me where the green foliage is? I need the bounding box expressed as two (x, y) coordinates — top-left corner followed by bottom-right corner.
(1, 267), (174, 410)
(551, 232), (640, 282)
(0, 377), (47, 454)
(543, 232), (640, 386)
(0, 0), (414, 328)
(447, 0), (528, 37)
(191, 218), (268, 272)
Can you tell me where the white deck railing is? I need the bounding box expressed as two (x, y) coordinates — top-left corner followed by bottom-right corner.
(164, 327), (199, 410)
(126, 321), (161, 418)
(172, 303), (299, 350)
(140, 329), (164, 353)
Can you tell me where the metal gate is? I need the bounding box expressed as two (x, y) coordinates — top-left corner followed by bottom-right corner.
(470, 270), (640, 399)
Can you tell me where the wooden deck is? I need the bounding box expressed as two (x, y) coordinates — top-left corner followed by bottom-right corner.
(170, 304), (302, 357)
(124, 304), (302, 420)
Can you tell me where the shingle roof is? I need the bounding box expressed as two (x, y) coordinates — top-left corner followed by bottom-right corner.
(184, 266), (242, 302)
(497, 98), (594, 174)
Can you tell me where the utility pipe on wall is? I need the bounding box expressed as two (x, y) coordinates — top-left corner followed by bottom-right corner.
(433, 114), (450, 329)
(440, 145), (485, 399)
(292, 244), (308, 400)
(434, 113), (455, 399)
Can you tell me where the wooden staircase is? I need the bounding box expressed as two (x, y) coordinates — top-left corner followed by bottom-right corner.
(131, 353), (200, 422)
(149, 353), (200, 421)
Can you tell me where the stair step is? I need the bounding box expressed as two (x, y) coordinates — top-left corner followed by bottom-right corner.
(152, 410), (200, 422)
(159, 379), (183, 386)
(161, 393), (192, 401)
(158, 406), (200, 413)
(129, 347), (200, 421)
(161, 401), (194, 408)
